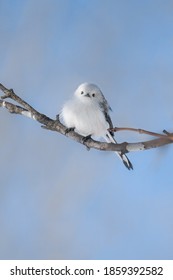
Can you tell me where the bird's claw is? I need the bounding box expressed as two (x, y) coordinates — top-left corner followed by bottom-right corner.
(82, 134), (92, 143)
(65, 127), (75, 135)
(81, 134), (92, 151)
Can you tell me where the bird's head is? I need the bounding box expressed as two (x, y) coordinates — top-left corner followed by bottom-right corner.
(74, 83), (104, 104)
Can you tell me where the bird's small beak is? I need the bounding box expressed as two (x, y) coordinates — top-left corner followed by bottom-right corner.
(85, 93), (90, 98)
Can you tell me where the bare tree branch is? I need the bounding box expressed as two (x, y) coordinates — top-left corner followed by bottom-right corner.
(1, 83), (173, 154)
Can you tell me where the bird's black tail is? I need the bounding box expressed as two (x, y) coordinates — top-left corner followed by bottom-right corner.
(105, 132), (133, 170)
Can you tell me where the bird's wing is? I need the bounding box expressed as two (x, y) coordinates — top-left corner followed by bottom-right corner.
(99, 95), (114, 136)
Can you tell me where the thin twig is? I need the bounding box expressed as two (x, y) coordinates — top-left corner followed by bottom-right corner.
(111, 126), (173, 140)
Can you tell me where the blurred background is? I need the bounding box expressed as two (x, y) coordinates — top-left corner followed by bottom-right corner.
(0, 0), (173, 259)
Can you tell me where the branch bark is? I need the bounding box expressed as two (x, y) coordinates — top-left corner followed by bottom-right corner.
(0, 83), (173, 153)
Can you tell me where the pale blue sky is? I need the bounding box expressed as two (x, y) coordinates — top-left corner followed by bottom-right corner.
(0, 0), (173, 259)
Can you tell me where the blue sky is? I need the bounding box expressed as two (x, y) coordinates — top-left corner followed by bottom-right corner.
(0, 0), (173, 259)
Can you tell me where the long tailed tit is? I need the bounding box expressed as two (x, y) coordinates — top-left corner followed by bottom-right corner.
(60, 83), (133, 170)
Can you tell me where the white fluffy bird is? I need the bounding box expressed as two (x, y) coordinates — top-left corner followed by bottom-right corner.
(60, 83), (133, 170)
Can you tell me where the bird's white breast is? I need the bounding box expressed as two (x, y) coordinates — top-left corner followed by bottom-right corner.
(61, 98), (109, 137)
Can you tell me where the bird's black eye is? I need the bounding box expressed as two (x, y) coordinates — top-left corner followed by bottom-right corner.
(92, 93), (95, 97)
(81, 91), (84, 95)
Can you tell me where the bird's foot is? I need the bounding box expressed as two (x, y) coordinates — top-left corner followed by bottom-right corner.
(82, 134), (92, 151)
(65, 127), (75, 135)
(82, 134), (92, 143)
